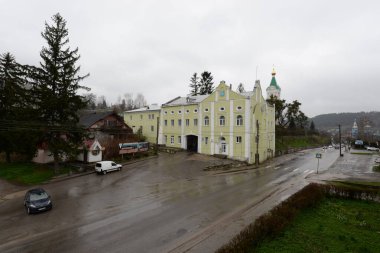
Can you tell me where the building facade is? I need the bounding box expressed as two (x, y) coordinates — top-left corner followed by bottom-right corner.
(123, 104), (161, 143)
(124, 81), (275, 164)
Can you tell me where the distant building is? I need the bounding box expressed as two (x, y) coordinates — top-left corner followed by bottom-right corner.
(351, 119), (358, 138)
(266, 68), (281, 99)
(123, 104), (161, 143)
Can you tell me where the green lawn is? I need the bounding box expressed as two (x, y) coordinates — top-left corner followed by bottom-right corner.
(0, 163), (71, 185)
(255, 198), (380, 253)
(276, 135), (329, 151)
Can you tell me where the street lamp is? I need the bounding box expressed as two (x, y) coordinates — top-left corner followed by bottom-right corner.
(339, 124), (343, 157)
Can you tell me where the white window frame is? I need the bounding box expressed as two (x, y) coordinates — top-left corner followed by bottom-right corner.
(219, 116), (225, 126)
(236, 115), (243, 126)
(236, 136), (242, 143)
(204, 116), (209, 126)
(170, 136), (174, 144)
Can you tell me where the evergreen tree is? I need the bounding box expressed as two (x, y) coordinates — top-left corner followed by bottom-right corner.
(32, 13), (89, 173)
(236, 83), (245, 93)
(0, 53), (37, 162)
(199, 71), (214, 95)
(189, 72), (199, 96)
(310, 120), (315, 131)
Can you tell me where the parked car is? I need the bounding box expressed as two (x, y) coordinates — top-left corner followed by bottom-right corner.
(95, 161), (122, 175)
(366, 146), (379, 151)
(24, 188), (52, 214)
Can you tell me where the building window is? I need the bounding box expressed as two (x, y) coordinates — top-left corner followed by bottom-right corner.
(151, 125), (154, 131)
(186, 119), (190, 126)
(178, 119), (182, 126)
(164, 111), (167, 114)
(171, 119), (174, 126)
(148, 114), (151, 120)
(194, 119), (198, 126)
(186, 110), (189, 113)
(194, 109), (198, 113)
(92, 146), (100, 156)
(236, 136), (242, 143)
(171, 111), (174, 114)
(236, 106), (242, 111)
(220, 107), (225, 111)
(237, 115), (243, 126)
(219, 116), (225, 126)
(152, 114), (154, 119)
(204, 108), (209, 112)
(178, 110), (182, 114)
(204, 116), (209, 126)
(205, 137), (208, 144)
(164, 135), (167, 143)
(178, 136), (181, 144)
(170, 136), (174, 144)
(164, 120), (167, 126)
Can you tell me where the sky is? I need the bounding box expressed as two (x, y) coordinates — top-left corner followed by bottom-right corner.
(1, 0), (379, 117)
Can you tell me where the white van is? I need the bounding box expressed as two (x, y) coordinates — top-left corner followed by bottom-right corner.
(95, 161), (122, 174)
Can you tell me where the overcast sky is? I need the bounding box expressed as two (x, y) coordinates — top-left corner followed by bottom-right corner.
(1, 0), (379, 117)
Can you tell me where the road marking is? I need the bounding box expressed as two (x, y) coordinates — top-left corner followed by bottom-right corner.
(265, 165), (271, 169)
(303, 169), (310, 174)
(293, 168), (299, 172)
(284, 167), (290, 170)
(274, 166), (280, 170)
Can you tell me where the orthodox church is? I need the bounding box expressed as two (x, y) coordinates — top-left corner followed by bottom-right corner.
(266, 68), (281, 99)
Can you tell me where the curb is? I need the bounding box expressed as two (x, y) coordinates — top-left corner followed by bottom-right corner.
(47, 155), (158, 184)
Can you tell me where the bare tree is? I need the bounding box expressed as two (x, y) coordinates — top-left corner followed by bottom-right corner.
(124, 93), (134, 110)
(134, 93), (147, 109)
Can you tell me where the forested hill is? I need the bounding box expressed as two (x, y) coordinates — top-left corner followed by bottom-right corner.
(311, 112), (380, 130)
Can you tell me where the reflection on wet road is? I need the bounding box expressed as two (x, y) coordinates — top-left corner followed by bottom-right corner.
(0, 149), (341, 252)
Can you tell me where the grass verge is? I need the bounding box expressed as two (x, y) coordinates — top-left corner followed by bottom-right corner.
(0, 162), (72, 185)
(255, 197), (380, 253)
(216, 183), (380, 253)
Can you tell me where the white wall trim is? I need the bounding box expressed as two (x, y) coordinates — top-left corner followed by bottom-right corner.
(229, 100), (234, 158)
(198, 104), (202, 153)
(245, 99), (251, 159)
(211, 102), (215, 155)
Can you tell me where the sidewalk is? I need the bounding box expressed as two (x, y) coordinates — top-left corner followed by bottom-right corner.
(0, 155), (158, 201)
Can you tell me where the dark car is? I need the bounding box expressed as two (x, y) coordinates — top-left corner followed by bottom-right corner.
(24, 188), (52, 214)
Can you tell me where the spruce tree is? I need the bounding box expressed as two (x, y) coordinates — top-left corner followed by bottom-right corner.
(32, 13), (89, 173)
(236, 83), (245, 93)
(199, 71), (214, 95)
(0, 53), (33, 162)
(189, 72), (199, 96)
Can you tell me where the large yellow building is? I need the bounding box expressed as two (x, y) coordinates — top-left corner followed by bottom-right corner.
(123, 104), (161, 143)
(124, 80), (275, 164)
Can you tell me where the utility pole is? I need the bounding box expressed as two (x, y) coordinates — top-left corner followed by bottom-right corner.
(255, 120), (259, 165)
(339, 124), (343, 157)
(155, 116), (160, 155)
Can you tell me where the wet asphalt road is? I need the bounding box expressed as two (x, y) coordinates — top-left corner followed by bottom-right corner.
(0, 148), (345, 252)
